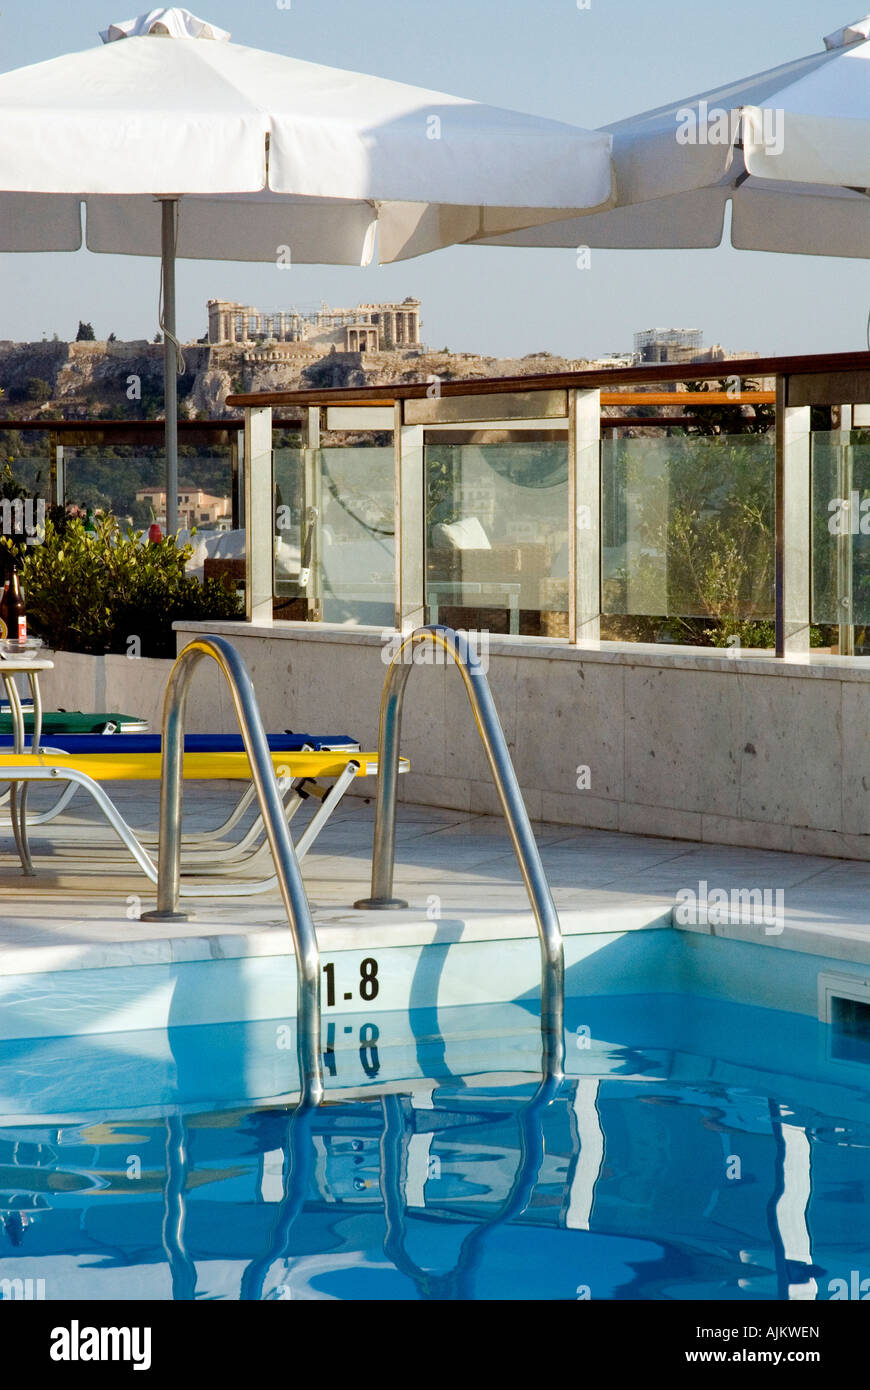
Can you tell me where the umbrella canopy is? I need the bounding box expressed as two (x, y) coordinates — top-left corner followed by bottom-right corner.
(476, 14), (870, 259)
(0, 6), (614, 264)
(0, 6), (614, 528)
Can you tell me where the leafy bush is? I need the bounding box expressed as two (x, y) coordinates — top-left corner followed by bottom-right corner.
(10, 514), (242, 658)
(25, 377), (52, 403)
(601, 431), (776, 643)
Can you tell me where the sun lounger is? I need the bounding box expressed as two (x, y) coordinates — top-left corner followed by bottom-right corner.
(0, 711), (150, 823)
(0, 747), (376, 781)
(0, 745), (408, 892)
(0, 731), (362, 837)
(0, 714), (147, 827)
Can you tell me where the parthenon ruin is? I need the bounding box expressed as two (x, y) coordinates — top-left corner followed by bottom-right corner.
(207, 297), (422, 351)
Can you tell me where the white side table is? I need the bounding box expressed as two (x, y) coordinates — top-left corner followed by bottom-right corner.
(0, 655), (53, 874)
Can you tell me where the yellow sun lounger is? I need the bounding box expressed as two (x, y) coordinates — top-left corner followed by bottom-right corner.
(0, 749), (405, 782)
(0, 749), (409, 893)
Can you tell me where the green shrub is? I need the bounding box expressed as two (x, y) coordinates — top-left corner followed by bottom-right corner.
(25, 377), (52, 403)
(9, 514), (242, 658)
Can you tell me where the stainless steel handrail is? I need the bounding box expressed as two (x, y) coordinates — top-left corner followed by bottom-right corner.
(141, 635), (323, 1105)
(355, 626), (564, 1075)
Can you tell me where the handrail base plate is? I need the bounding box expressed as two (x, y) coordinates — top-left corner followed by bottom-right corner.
(353, 896), (409, 910)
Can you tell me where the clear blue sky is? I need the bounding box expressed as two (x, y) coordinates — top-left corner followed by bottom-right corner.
(0, 0), (865, 357)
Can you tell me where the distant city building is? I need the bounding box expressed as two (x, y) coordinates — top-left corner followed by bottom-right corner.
(585, 352), (641, 369)
(634, 328), (704, 365)
(207, 297), (422, 351)
(136, 485), (230, 530)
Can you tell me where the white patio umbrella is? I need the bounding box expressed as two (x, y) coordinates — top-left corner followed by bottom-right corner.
(475, 15), (870, 261)
(0, 7), (614, 530)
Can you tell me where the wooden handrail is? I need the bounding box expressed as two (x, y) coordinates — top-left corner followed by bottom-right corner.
(0, 417), (303, 434)
(601, 392), (774, 406)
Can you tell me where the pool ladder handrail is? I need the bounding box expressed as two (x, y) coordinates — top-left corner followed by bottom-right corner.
(355, 625), (564, 1076)
(142, 634), (323, 1105)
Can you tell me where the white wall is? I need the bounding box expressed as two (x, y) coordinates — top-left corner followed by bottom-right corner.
(37, 651), (174, 729)
(38, 625), (870, 861)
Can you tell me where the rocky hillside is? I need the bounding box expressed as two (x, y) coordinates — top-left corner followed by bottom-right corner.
(0, 337), (598, 421)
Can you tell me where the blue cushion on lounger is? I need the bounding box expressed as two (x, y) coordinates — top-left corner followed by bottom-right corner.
(0, 732), (360, 755)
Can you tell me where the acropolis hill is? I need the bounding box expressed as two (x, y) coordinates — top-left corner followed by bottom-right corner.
(0, 302), (756, 421)
(0, 337), (602, 421)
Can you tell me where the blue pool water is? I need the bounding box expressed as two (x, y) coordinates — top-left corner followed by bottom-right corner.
(0, 992), (868, 1301)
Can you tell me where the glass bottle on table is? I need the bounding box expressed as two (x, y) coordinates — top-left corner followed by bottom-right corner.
(5, 557), (26, 643)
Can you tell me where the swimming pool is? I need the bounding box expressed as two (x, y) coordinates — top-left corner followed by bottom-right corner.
(1, 975), (868, 1302)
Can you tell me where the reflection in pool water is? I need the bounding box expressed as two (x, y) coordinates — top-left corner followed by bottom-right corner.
(0, 994), (868, 1301)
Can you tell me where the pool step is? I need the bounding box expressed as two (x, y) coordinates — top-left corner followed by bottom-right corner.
(0, 921), (675, 1042)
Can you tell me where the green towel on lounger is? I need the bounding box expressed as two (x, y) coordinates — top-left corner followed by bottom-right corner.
(0, 711), (148, 735)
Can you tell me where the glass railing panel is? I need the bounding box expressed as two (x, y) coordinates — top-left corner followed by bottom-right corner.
(61, 445), (232, 533)
(273, 444), (305, 615)
(811, 430), (870, 632)
(424, 441), (569, 637)
(273, 444), (395, 626)
(601, 433), (775, 644)
(0, 429), (50, 529)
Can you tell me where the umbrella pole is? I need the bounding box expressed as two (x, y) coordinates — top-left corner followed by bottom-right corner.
(161, 198), (180, 536)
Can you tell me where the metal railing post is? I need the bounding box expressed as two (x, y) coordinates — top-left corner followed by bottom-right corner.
(569, 387), (602, 645)
(394, 404), (425, 632)
(302, 405), (323, 622)
(775, 375), (811, 657)
(355, 626), (564, 1074)
(244, 405), (274, 623)
(141, 634), (323, 1104)
(836, 405), (854, 655)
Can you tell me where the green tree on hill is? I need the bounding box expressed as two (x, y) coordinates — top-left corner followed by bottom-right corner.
(25, 377), (52, 403)
(75, 321), (96, 342)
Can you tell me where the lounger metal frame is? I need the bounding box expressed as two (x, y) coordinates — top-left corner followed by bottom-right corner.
(0, 758), (360, 895)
